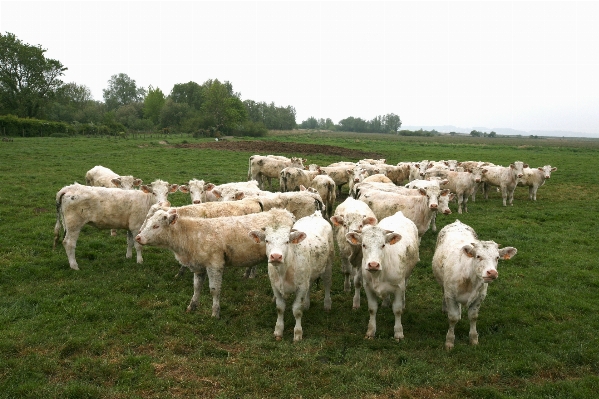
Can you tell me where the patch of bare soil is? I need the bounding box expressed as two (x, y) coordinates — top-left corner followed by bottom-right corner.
(173, 140), (383, 160)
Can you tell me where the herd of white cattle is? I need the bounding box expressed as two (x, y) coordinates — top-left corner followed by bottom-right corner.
(53, 156), (557, 349)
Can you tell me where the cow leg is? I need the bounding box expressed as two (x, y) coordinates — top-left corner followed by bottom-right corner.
(508, 187), (516, 206)
(445, 298), (461, 350)
(341, 257), (352, 292)
(364, 287), (379, 339)
(293, 289), (307, 342)
(352, 267), (362, 309)
(127, 230), (143, 263)
(322, 262), (332, 311)
(462, 193), (469, 213)
(62, 228), (81, 270)
(186, 267), (207, 312)
(272, 289), (286, 341)
(468, 305), (481, 346)
(392, 288), (405, 341)
(206, 267), (224, 318)
(431, 212), (437, 232)
(244, 265), (257, 279)
(111, 229), (117, 236)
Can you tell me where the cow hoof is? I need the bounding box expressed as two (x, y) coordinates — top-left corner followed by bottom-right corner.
(275, 336), (282, 341)
(70, 265), (80, 271)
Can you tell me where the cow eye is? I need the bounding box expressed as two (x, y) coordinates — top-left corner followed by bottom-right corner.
(362, 244), (366, 249)
(152, 225), (159, 229)
(265, 240), (269, 244)
(477, 255), (482, 260)
(381, 244), (385, 249)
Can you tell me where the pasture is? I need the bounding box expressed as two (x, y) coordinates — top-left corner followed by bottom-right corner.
(0, 133), (598, 398)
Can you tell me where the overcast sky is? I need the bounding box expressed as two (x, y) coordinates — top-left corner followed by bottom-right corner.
(2, 1), (598, 136)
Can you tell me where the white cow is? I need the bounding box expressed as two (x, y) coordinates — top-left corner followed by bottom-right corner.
(358, 188), (453, 237)
(136, 208), (296, 318)
(85, 165), (143, 236)
(377, 163), (411, 186)
(438, 168), (484, 214)
(481, 161), (527, 206)
(330, 197), (377, 309)
(249, 211), (334, 341)
(257, 190), (325, 220)
(248, 155), (306, 190)
(85, 165), (142, 190)
(279, 167), (321, 193)
(53, 180), (178, 270)
(432, 220), (517, 350)
(309, 174), (336, 219)
(310, 164), (355, 195)
(517, 165), (557, 200)
(180, 180), (263, 203)
(345, 211), (420, 341)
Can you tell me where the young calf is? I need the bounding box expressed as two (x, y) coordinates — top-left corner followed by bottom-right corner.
(432, 220), (517, 350)
(346, 211), (420, 341)
(517, 165), (557, 201)
(249, 211), (334, 341)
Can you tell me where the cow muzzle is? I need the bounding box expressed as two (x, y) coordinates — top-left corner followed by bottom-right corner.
(483, 269), (498, 282)
(269, 253), (283, 263)
(443, 209), (452, 215)
(135, 235), (144, 244)
(366, 261), (381, 272)
(429, 204), (438, 209)
(193, 200), (201, 204)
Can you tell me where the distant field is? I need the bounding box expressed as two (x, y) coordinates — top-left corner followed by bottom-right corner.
(0, 133), (598, 398)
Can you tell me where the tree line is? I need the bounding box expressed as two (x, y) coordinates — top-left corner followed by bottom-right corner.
(0, 32), (402, 137)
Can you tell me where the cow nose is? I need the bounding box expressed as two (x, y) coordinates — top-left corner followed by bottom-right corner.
(269, 253), (283, 263)
(430, 203), (438, 209)
(135, 235), (141, 243)
(486, 269), (498, 280)
(545, 176), (550, 179)
(367, 261), (380, 271)
(193, 200), (201, 204)
(354, 178), (360, 183)
(475, 178), (481, 183)
(443, 209), (452, 215)
(517, 174), (523, 178)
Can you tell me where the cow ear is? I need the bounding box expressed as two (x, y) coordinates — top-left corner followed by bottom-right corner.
(363, 216), (378, 227)
(178, 185), (189, 193)
(133, 179), (143, 187)
(169, 184), (179, 193)
(234, 192), (245, 200)
(499, 247), (517, 260)
(551, 167), (557, 172)
(300, 185), (306, 191)
(537, 167), (543, 171)
(510, 164), (515, 169)
(441, 189), (450, 196)
(212, 189), (222, 199)
(462, 244), (475, 258)
(168, 213), (178, 225)
(204, 183), (215, 191)
(248, 230), (265, 244)
(524, 164), (529, 168)
(441, 179), (449, 186)
(345, 232), (362, 246)
(111, 178), (122, 187)
(330, 215), (344, 227)
(418, 188), (427, 196)
(141, 185), (152, 194)
(482, 169), (488, 174)
(289, 231), (307, 244)
(386, 233), (402, 245)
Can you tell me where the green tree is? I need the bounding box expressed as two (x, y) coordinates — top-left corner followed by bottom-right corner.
(489, 131), (497, 138)
(143, 86), (165, 125)
(160, 98), (191, 130)
(383, 113), (402, 133)
(103, 73), (146, 111)
(470, 130), (482, 137)
(0, 32), (67, 118)
(170, 81), (203, 110)
(199, 79), (246, 133)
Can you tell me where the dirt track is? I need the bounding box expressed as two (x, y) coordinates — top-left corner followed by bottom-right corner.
(173, 140), (383, 160)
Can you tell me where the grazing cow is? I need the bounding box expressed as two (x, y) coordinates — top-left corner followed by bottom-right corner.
(85, 165), (142, 190)
(358, 188), (453, 237)
(432, 220), (517, 350)
(53, 180), (178, 270)
(257, 190), (325, 220)
(249, 211), (334, 341)
(330, 197), (377, 308)
(279, 167), (321, 193)
(248, 155), (306, 190)
(517, 165), (557, 200)
(309, 174), (336, 219)
(135, 208), (296, 318)
(438, 168), (484, 214)
(481, 161), (527, 206)
(345, 211), (420, 341)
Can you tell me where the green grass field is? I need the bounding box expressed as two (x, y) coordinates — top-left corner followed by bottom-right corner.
(0, 133), (598, 398)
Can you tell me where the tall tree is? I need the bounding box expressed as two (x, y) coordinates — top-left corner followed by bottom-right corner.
(102, 73), (146, 111)
(170, 81), (203, 110)
(199, 79), (246, 133)
(0, 32), (67, 118)
(143, 86), (166, 125)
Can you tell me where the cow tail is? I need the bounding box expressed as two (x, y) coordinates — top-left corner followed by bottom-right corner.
(53, 191), (67, 249)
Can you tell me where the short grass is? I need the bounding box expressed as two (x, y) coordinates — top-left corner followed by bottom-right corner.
(0, 133), (598, 398)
